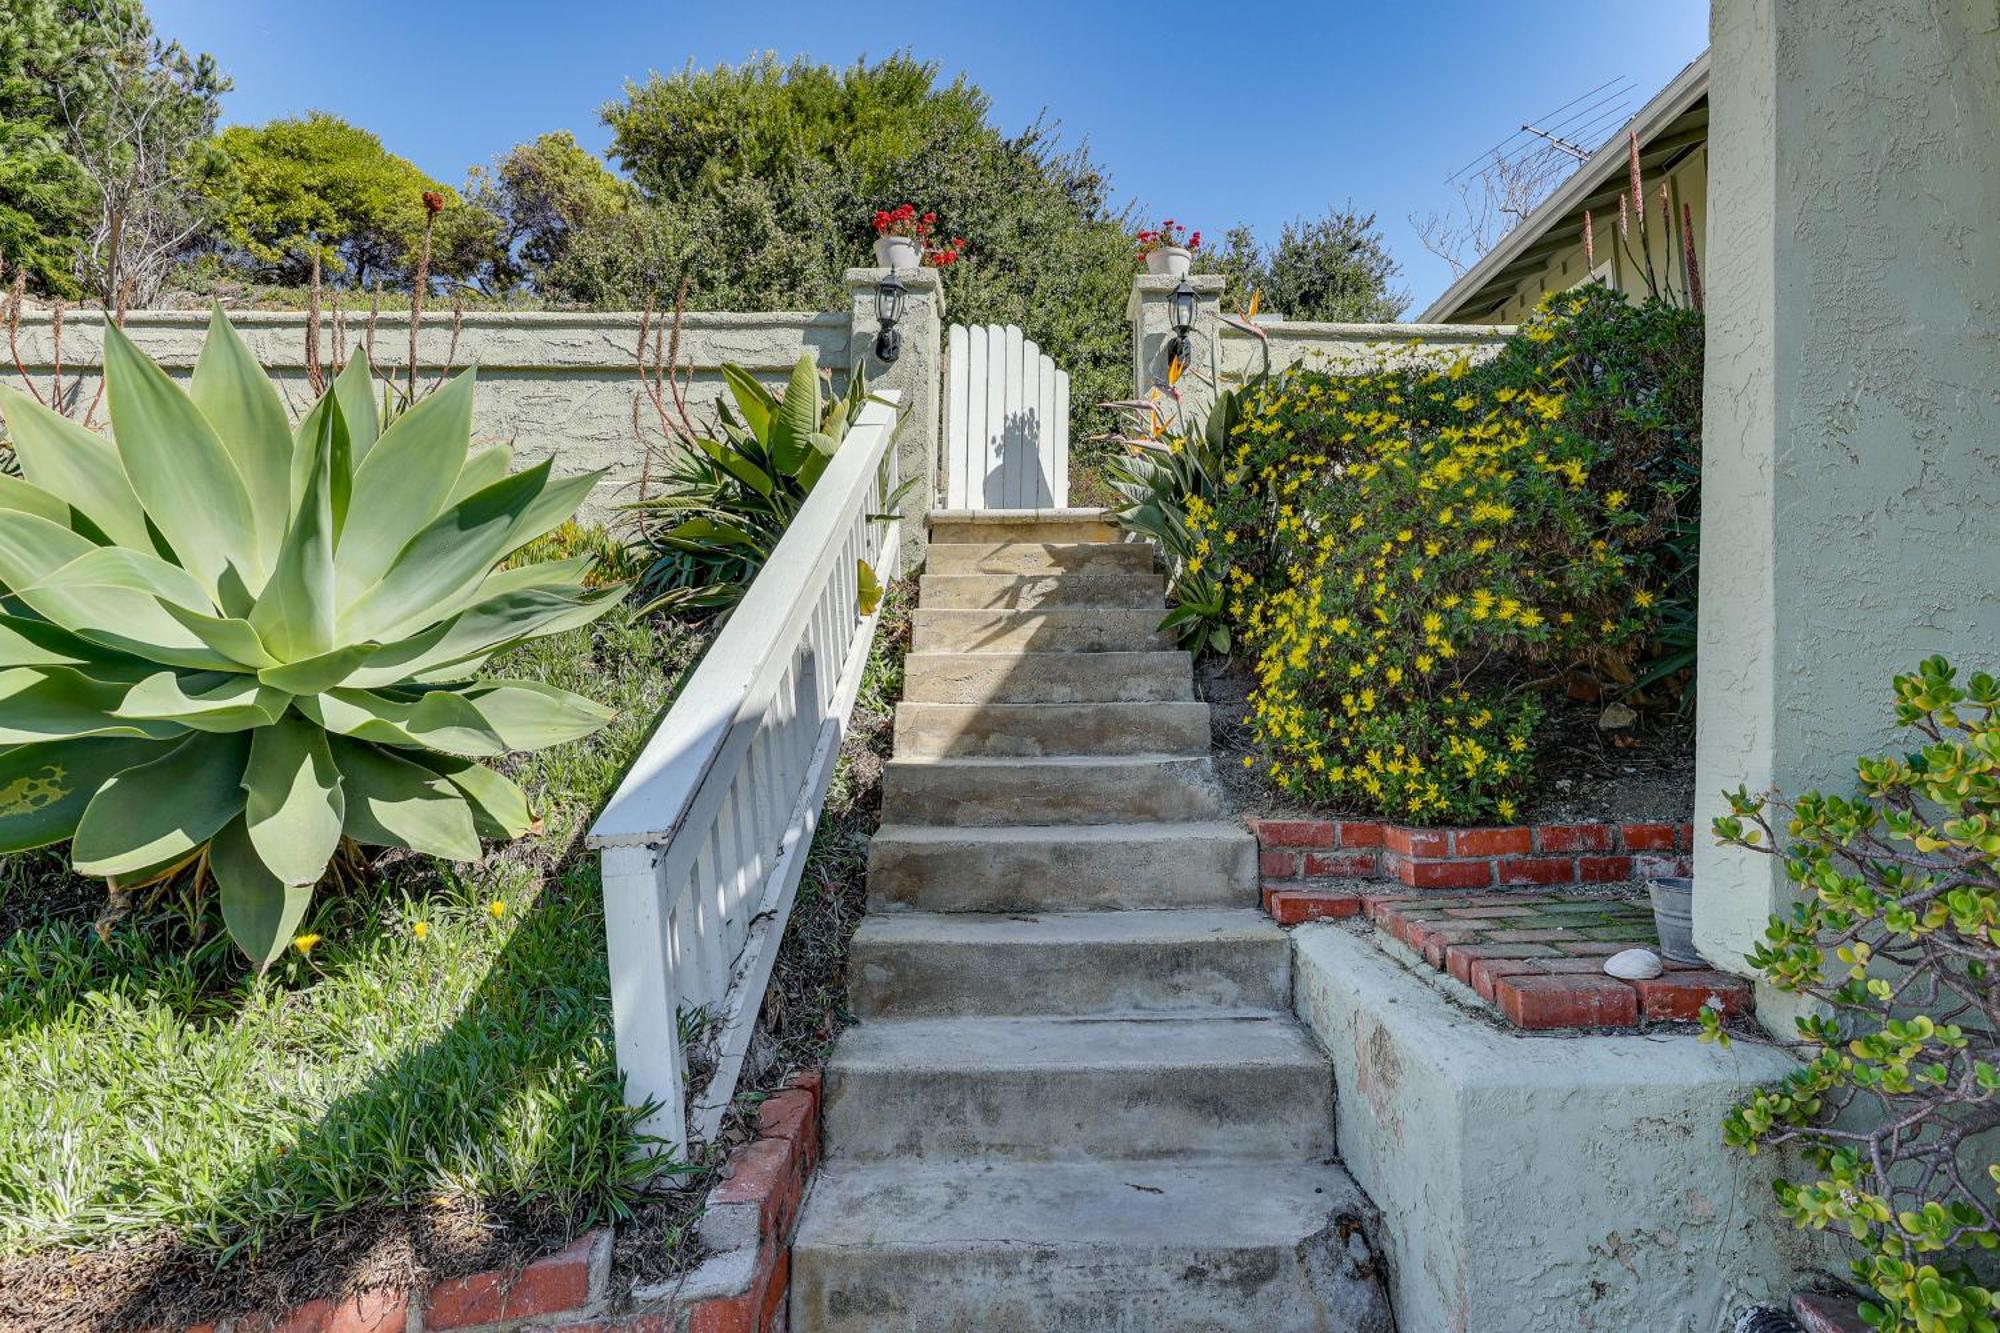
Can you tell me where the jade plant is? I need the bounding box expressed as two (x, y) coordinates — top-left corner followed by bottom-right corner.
(0, 309), (620, 966)
(1708, 656), (1999, 1332)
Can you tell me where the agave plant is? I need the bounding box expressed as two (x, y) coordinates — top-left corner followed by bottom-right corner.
(628, 354), (905, 613)
(0, 308), (620, 966)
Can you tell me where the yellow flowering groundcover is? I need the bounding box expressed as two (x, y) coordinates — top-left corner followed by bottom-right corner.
(1203, 285), (1702, 824)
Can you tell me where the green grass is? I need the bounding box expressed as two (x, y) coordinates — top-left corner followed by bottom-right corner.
(0, 609), (708, 1261)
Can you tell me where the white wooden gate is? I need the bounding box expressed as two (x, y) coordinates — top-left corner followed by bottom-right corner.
(945, 323), (1069, 509)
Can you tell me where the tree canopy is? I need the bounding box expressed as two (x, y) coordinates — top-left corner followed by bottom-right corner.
(1207, 206), (1407, 322)
(211, 112), (477, 286)
(0, 0), (228, 301)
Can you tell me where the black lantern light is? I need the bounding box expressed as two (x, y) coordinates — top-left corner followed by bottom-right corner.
(874, 271), (908, 364)
(1165, 277), (1197, 371)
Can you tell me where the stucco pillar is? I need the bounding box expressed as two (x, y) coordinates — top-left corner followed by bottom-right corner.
(1128, 274), (1225, 428)
(847, 267), (943, 568)
(1693, 0), (2000, 997)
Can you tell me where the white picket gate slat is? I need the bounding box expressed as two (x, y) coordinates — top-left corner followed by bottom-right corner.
(945, 322), (1069, 509)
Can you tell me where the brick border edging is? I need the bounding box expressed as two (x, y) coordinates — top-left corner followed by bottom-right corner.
(1250, 815), (1695, 894)
(172, 1070), (823, 1333)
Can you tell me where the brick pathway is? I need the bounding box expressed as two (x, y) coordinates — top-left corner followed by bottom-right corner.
(1265, 885), (1752, 1031)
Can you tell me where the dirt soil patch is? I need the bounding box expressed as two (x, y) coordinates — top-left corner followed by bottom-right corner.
(1198, 656), (1694, 824)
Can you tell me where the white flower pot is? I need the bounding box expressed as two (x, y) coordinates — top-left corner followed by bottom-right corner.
(1145, 246), (1192, 278)
(874, 235), (921, 270)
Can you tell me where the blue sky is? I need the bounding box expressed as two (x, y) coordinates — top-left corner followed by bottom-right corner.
(148, 0), (1710, 310)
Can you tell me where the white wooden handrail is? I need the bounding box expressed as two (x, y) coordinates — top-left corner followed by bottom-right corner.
(588, 390), (904, 1156)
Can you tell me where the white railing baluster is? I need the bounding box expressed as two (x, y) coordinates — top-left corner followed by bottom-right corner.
(588, 393), (905, 1157)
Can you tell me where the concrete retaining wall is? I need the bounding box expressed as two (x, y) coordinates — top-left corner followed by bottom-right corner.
(1291, 922), (1835, 1333)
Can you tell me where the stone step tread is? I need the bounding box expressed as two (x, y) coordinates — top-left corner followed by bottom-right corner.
(918, 572), (1166, 610)
(871, 819), (1253, 847)
(891, 701), (1212, 759)
(927, 540), (1151, 556)
(852, 907), (1283, 949)
(910, 607), (1172, 653)
(828, 1013), (1321, 1073)
(882, 753), (1214, 771)
(795, 1158), (1364, 1251)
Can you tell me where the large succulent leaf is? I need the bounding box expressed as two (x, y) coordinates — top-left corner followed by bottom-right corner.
(0, 472), (76, 527)
(71, 730), (250, 876)
(210, 813), (313, 970)
(101, 323), (263, 596)
(329, 737), (479, 860)
(189, 304), (293, 569)
(0, 613), (150, 674)
(336, 368), (475, 600)
(449, 442), (513, 505)
(113, 670), (288, 733)
(289, 378), (349, 521)
(337, 461), (558, 644)
(460, 680), (614, 750)
(499, 468), (604, 561)
(297, 687), (509, 756)
(250, 403), (339, 662)
(0, 735), (172, 852)
(159, 602), (281, 670)
(242, 713), (345, 884)
(0, 666), (185, 743)
(767, 355), (820, 474)
(17, 545), (242, 671)
(408, 751), (534, 839)
(257, 643), (381, 696)
(341, 584), (621, 690)
(0, 507), (100, 585)
(0, 387), (152, 548)
(332, 349), (381, 463)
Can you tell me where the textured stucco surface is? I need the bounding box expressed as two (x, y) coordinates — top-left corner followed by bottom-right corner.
(1126, 275), (1511, 421)
(1292, 923), (1833, 1333)
(1219, 320), (1512, 388)
(1693, 0), (2000, 976)
(4, 307), (868, 524)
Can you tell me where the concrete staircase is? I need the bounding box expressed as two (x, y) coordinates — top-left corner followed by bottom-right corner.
(790, 511), (1393, 1332)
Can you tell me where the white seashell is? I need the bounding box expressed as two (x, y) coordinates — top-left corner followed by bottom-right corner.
(1603, 947), (1664, 980)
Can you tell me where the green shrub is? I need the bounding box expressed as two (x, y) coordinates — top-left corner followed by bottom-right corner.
(1708, 657), (1999, 1333)
(1194, 284), (1700, 822)
(625, 353), (899, 613)
(0, 308), (618, 965)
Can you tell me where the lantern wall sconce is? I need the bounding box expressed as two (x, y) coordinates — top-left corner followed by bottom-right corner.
(874, 271), (907, 364)
(1164, 277), (1197, 371)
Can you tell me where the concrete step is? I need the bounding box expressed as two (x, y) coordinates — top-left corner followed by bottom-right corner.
(925, 541), (1156, 577)
(881, 754), (1225, 825)
(893, 701), (1212, 759)
(848, 908), (1289, 1018)
(911, 607), (1173, 654)
(822, 1014), (1333, 1162)
(903, 651), (1192, 704)
(919, 571), (1165, 610)
(792, 1159), (1390, 1333)
(928, 510), (1120, 545)
(867, 821), (1256, 913)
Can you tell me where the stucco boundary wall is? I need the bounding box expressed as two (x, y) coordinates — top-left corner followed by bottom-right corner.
(3, 269), (943, 554)
(1291, 921), (1837, 1333)
(1127, 274), (1513, 421)
(1217, 318), (1515, 391)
